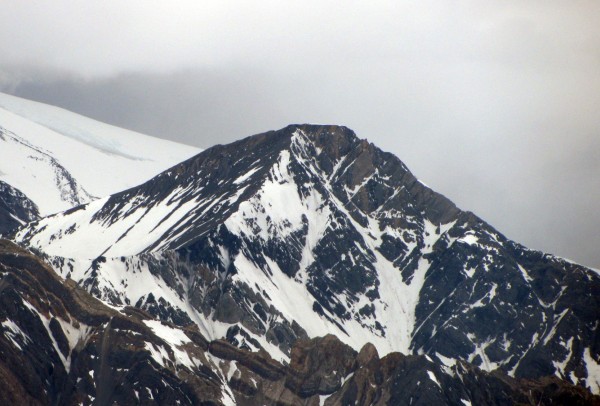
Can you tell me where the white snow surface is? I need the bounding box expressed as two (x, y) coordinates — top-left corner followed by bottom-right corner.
(17, 184), (205, 258)
(0, 92), (200, 215)
(584, 347), (600, 394)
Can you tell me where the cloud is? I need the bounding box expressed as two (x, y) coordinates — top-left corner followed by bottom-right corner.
(0, 1), (599, 268)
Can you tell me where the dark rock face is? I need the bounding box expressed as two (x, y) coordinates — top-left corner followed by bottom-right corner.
(13, 124), (600, 396)
(411, 215), (600, 385)
(0, 181), (39, 235)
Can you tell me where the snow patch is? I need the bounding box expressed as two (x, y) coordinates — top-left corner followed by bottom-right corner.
(144, 320), (191, 346)
(583, 347), (600, 394)
(233, 166), (260, 185)
(458, 234), (479, 245)
(1, 319), (31, 350)
(427, 370), (441, 388)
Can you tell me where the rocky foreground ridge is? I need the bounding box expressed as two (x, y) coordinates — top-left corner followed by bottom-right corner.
(1, 240), (598, 405)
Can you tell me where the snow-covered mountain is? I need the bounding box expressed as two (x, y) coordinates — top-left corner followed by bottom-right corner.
(15, 124), (600, 396)
(0, 92), (200, 219)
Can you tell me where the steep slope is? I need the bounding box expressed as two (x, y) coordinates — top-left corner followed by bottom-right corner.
(0, 92), (200, 216)
(0, 181), (39, 235)
(1, 239), (597, 405)
(15, 124), (600, 395)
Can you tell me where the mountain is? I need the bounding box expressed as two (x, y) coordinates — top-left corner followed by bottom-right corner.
(0, 92), (200, 221)
(14, 124), (600, 398)
(1, 239), (597, 405)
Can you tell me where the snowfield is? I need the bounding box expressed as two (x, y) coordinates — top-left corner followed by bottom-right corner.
(0, 92), (200, 215)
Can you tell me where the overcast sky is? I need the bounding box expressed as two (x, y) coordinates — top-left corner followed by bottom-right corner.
(1, 1), (598, 268)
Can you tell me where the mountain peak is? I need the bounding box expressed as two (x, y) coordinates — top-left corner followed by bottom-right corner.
(16, 124), (459, 258)
(210, 124), (361, 165)
(285, 123), (367, 163)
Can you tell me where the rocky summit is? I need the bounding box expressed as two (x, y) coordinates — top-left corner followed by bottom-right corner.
(3, 124), (600, 404)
